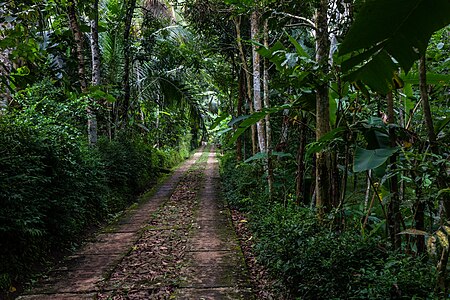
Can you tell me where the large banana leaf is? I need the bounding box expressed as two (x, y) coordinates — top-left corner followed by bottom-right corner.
(339, 0), (450, 94)
(353, 146), (398, 173)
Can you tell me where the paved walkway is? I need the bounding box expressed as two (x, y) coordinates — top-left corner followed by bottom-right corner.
(174, 149), (253, 299)
(17, 147), (253, 300)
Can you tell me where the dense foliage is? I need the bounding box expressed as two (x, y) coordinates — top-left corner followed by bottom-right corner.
(0, 80), (193, 291)
(1, 0), (450, 297)
(221, 153), (437, 299)
(0, 0), (209, 294)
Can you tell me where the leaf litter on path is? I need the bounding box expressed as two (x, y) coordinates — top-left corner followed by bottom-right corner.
(97, 164), (205, 300)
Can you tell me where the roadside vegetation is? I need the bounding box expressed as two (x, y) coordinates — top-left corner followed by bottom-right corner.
(1, 0), (449, 298)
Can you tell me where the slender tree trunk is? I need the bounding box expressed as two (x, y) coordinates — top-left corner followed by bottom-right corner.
(67, 1), (87, 92)
(436, 247), (449, 293)
(315, 0), (333, 217)
(88, 0), (100, 145)
(251, 9), (266, 153)
(68, 0), (98, 145)
(415, 190), (426, 254)
(0, 49), (12, 113)
(419, 55), (450, 220)
(236, 67), (245, 162)
(122, 0), (137, 125)
(91, 0), (101, 87)
(296, 115), (307, 205)
(387, 91), (401, 249)
(419, 56), (437, 148)
(234, 16), (257, 155)
(263, 18), (273, 197)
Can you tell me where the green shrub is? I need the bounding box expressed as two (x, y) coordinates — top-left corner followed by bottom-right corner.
(219, 151), (265, 210)
(220, 152), (437, 299)
(0, 113), (105, 276)
(97, 134), (157, 212)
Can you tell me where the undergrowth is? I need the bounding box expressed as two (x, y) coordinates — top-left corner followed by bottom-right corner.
(0, 80), (193, 294)
(220, 151), (437, 299)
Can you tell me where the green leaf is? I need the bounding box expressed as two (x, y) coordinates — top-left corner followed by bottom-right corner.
(227, 104), (291, 146)
(228, 115), (250, 127)
(305, 127), (346, 158)
(244, 151), (293, 163)
(438, 188), (450, 197)
(244, 152), (267, 163)
(435, 118), (450, 135)
(329, 91), (337, 126)
(287, 33), (309, 58)
(343, 50), (397, 94)
(340, 0), (450, 72)
(210, 114), (230, 130)
(339, 0), (450, 93)
(353, 146), (398, 173)
(402, 72), (450, 85)
(217, 128), (232, 136)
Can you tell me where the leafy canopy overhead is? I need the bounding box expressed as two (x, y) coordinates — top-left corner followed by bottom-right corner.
(339, 0), (450, 94)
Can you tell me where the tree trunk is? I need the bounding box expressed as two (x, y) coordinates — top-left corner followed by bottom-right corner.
(251, 9), (266, 153)
(296, 115), (307, 205)
(88, 0), (100, 145)
(419, 55), (450, 221)
(387, 91), (401, 249)
(67, 0), (87, 92)
(122, 0), (137, 125)
(0, 49), (12, 113)
(68, 0), (98, 145)
(234, 16), (257, 155)
(419, 56), (437, 148)
(415, 191), (426, 254)
(236, 67), (245, 162)
(91, 0), (101, 87)
(315, 0), (333, 217)
(263, 18), (273, 197)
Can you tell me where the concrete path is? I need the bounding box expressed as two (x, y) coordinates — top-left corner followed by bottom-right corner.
(17, 147), (254, 300)
(174, 149), (254, 299)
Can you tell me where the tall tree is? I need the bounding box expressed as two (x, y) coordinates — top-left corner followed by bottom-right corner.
(67, 0), (97, 145)
(67, 0), (87, 92)
(234, 16), (257, 155)
(386, 91), (401, 249)
(251, 7), (266, 153)
(263, 17), (273, 196)
(88, 0), (101, 145)
(122, 0), (137, 124)
(91, 0), (101, 87)
(314, 0), (333, 216)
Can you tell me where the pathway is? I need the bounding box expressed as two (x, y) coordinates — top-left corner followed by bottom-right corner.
(17, 147), (254, 300)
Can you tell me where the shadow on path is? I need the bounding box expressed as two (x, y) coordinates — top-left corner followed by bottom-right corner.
(17, 147), (254, 300)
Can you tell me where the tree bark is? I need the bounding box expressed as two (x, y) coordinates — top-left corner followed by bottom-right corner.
(236, 67), (245, 162)
(122, 0), (137, 125)
(387, 91), (401, 249)
(296, 115), (307, 205)
(251, 9), (266, 153)
(263, 18), (273, 197)
(67, 0), (87, 92)
(419, 56), (437, 148)
(88, 0), (100, 146)
(419, 55), (450, 222)
(414, 191), (426, 254)
(234, 16), (257, 155)
(68, 0), (98, 145)
(91, 0), (101, 87)
(315, 0), (333, 217)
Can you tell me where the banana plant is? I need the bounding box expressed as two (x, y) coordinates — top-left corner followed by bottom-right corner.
(338, 0), (450, 94)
